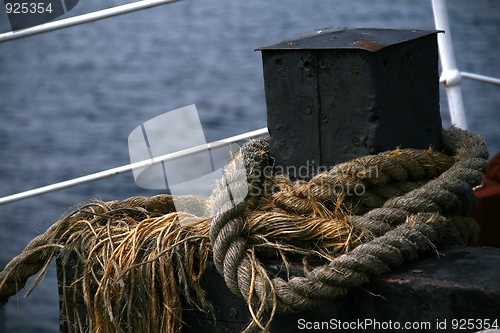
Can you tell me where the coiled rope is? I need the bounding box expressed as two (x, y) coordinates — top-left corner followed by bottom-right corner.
(209, 126), (487, 330)
(0, 126), (488, 332)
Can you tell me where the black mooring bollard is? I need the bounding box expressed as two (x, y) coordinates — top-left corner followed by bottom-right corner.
(183, 28), (447, 332)
(257, 27), (442, 179)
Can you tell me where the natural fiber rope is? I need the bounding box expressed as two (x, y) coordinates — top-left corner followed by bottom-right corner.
(0, 194), (206, 309)
(209, 126), (487, 327)
(0, 126), (488, 333)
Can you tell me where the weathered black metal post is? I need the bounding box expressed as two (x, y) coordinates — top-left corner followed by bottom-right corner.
(257, 27), (442, 179)
(184, 27), (448, 332)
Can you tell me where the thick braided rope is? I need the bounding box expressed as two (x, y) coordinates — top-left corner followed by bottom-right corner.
(209, 126), (488, 312)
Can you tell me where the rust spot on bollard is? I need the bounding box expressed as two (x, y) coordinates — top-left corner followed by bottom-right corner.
(360, 40), (382, 51)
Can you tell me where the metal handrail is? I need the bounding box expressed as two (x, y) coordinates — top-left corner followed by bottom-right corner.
(440, 72), (500, 86)
(0, 128), (269, 206)
(432, 0), (500, 129)
(460, 72), (500, 86)
(0, 0), (181, 43)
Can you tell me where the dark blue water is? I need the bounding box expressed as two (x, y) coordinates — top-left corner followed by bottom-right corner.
(0, 1), (499, 331)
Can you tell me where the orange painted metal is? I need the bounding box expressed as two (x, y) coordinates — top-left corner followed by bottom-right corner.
(472, 153), (500, 248)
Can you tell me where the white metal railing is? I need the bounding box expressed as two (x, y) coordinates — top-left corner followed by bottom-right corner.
(0, 0), (181, 43)
(0, 0), (499, 206)
(432, 0), (500, 130)
(457, 72), (500, 86)
(0, 127), (268, 206)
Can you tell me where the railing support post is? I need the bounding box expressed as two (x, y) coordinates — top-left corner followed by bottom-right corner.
(432, 0), (469, 129)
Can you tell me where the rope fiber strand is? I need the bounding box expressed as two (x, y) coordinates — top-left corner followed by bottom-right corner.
(0, 126), (488, 332)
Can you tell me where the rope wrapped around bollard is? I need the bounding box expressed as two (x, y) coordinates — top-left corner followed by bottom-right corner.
(210, 126), (487, 330)
(0, 126), (489, 332)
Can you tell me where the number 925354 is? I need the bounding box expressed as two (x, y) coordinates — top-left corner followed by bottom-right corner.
(5, 2), (54, 14)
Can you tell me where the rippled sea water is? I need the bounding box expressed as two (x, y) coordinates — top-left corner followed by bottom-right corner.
(0, 1), (499, 331)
